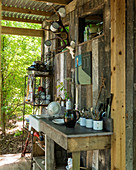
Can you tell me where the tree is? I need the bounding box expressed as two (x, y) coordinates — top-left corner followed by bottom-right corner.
(1, 21), (41, 133)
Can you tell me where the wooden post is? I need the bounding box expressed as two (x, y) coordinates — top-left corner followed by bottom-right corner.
(72, 152), (80, 170)
(45, 135), (55, 170)
(0, 0), (2, 135)
(111, 0), (126, 169)
(40, 26), (45, 115)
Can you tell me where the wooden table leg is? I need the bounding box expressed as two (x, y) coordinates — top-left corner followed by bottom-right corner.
(45, 135), (55, 170)
(72, 151), (80, 170)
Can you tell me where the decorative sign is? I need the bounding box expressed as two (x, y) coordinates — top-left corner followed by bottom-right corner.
(75, 52), (92, 84)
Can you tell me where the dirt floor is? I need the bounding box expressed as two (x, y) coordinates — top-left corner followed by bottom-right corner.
(0, 120), (31, 169)
(0, 120), (31, 154)
(0, 153), (31, 170)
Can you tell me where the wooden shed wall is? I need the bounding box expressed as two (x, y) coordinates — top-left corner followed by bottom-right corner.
(48, 0), (111, 169)
(42, 0), (136, 169)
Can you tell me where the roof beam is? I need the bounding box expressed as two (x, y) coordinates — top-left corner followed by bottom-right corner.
(2, 6), (53, 16)
(31, 0), (71, 5)
(85, 15), (103, 21)
(2, 26), (43, 37)
(2, 16), (42, 24)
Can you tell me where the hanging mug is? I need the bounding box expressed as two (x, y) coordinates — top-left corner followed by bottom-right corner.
(50, 22), (59, 32)
(58, 7), (66, 18)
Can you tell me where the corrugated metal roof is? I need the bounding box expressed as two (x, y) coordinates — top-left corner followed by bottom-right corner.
(2, 0), (62, 24)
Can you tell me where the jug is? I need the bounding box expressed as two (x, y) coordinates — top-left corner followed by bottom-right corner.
(64, 110), (80, 128)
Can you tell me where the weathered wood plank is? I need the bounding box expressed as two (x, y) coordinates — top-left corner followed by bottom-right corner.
(40, 121), (68, 150)
(66, 0), (78, 14)
(98, 1), (111, 168)
(2, 6), (53, 16)
(78, 2), (104, 18)
(33, 129), (45, 157)
(31, 0), (71, 5)
(67, 135), (111, 152)
(0, 0), (3, 137)
(2, 26), (43, 37)
(126, 0), (134, 170)
(134, 1), (136, 169)
(2, 16), (42, 24)
(111, 0), (126, 169)
(72, 152), (80, 170)
(45, 135), (55, 170)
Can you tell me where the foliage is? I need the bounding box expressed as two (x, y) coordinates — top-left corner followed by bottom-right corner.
(14, 130), (23, 137)
(56, 80), (69, 100)
(1, 21), (41, 125)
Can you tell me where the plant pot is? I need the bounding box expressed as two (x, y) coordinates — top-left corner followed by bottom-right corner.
(80, 117), (86, 126)
(93, 120), (103, 130)
(86, 119), (93, 128)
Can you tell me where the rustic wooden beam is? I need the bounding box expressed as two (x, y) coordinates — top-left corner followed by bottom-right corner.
(45, 135), (55, 170)
(85, 15), (103, 21)
(66, 0), (77, 14)
(67, 135), (111, 152)
(2, 6), (53, 17)
(2, 26), (43, 37)
(0, 0), (3, 136)
(111, 0), (126, 169)
(72, 152), (80, 170)
(2, 16), (42, 24)
(31, 0), (71, 5)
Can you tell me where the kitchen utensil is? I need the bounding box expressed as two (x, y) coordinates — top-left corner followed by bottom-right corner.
(50, 22), (59, 32)
(47, 102), (61, 116)
(58, 7), (66, 17)
(52, 119), (64, 125)
(64, 110), (80, 128)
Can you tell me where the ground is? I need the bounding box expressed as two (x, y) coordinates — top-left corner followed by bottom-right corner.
(0, 120), (31, 169)
(0, 120), (31, 154)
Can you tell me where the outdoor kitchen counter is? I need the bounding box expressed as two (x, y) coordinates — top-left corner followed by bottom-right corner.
(39, 118), (112, 170)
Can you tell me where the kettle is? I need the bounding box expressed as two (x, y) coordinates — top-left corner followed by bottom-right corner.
(64, 110), (80, 128)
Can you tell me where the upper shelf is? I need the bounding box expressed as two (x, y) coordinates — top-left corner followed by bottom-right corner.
(25, 101), (48, 107)
(27, 70), (53, 77)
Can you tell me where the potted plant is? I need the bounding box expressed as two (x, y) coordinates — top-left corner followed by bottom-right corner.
(91, 109), (103, 130)
(85, 108), (93, 129)
(80, 109), (86, 127)
(56, 80), (69, 106)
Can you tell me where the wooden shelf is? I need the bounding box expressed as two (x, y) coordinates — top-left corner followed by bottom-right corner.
(27, 70), (52, 77)
(33, 156), (45, 170)
(25, 101), (48, 106)
(36, 141), (45, 152)
(78, 34), (104, 46)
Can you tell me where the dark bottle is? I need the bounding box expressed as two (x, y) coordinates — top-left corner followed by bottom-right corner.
(64, 110), (80, 128)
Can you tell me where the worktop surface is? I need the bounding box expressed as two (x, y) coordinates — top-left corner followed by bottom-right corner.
(39, 117), (113, 138)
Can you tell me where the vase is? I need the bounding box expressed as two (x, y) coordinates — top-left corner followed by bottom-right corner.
(93, 120), (103, 130)
(86, 119), (93, 128)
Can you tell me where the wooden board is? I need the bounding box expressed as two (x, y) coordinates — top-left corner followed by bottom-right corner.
(72, 152), (80, 170)
(2, 26), (43, 37)
(31, 0), (71, 5)
(67, 135), (111, 152)
(45, 135), (55, 170)
(134, 1), (136, 169)
(2, 16), (42, 24)
(125, 0), (134, 169)
(2, 6), (53, 16)
(111, 0), (126, 169)
(39, 117), (112, 153)
(0, 0), (3, 137)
